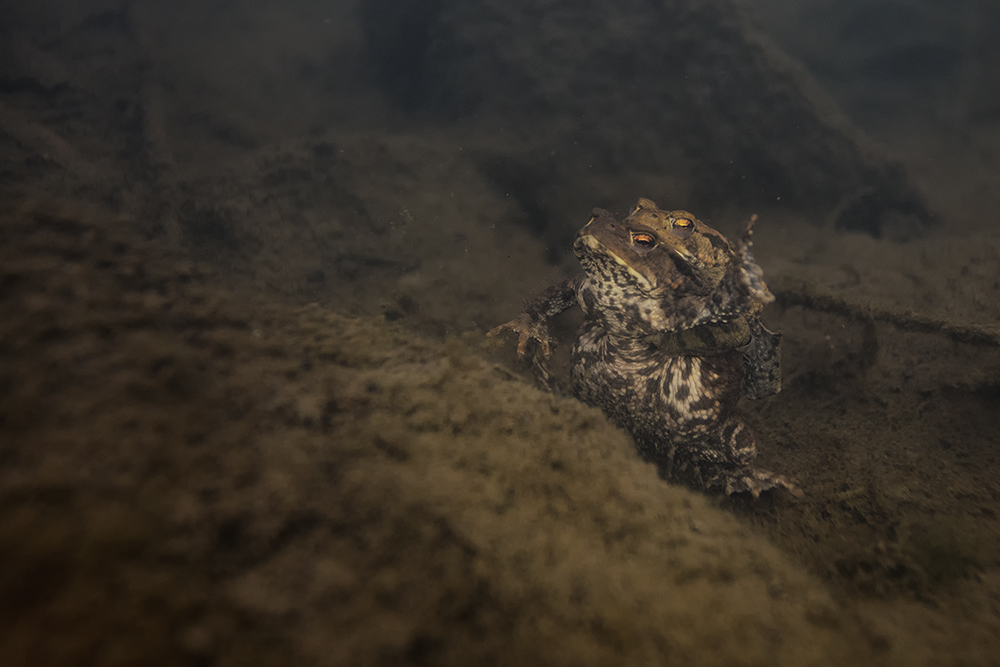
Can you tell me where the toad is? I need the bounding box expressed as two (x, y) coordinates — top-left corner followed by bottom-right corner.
(489, 198), (799, 497)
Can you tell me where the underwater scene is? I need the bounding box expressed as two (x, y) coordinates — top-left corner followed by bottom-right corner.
(1, 0), (999, 664)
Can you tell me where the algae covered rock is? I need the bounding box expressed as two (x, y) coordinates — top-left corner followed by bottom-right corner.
(363, 0), (934, 238)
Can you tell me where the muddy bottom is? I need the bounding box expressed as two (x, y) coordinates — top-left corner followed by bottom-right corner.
(3, 198), (1000, 666)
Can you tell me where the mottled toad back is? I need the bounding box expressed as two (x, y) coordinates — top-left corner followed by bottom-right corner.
(490, 198), (799, 497)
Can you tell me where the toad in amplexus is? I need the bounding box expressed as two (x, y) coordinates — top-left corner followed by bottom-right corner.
(490, 198), (799, 497)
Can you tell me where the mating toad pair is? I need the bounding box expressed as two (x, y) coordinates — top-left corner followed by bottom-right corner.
(490, 198), (799, 497)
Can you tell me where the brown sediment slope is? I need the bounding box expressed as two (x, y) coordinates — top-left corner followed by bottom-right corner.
(3, 199), (1000, 665)
(0, 204), (872, 665)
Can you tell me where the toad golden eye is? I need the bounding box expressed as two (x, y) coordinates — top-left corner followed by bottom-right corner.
(673, 218), (693, 230)
(630, 231), (656, 247)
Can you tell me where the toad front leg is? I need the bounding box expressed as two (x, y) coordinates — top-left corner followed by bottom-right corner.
(488, 275), (583, 384)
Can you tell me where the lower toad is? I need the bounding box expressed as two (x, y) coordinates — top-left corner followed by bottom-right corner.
(490, 198), (799, 497)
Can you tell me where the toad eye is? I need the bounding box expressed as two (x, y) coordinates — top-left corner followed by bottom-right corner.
(630, 231), (656, 247)
(671, 217), (695, 238)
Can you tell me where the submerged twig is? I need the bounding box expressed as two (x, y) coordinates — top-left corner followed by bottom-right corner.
(772, 278), (1000, 347)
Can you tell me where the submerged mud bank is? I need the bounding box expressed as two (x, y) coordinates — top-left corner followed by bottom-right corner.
(3, 203), (1000, 665)
(0, 205), (867, 665)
